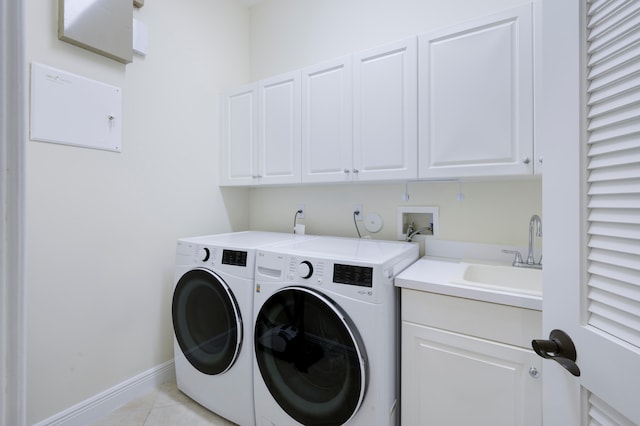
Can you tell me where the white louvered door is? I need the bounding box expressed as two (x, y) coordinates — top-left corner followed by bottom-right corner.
(541, 0), (640, 424)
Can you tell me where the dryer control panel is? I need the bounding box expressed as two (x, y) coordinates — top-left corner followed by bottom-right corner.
(222, 249), (248, 267)
(176, 240), (255, 280)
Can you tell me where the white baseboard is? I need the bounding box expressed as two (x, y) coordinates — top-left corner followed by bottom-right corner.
(33, 359), (176, 426)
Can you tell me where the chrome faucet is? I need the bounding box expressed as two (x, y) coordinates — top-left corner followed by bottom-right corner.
(502, 214), (542, 269)
(527, 214), (542, 265)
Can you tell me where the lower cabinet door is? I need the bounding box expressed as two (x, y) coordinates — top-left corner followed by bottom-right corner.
(401, 322), (542, 426)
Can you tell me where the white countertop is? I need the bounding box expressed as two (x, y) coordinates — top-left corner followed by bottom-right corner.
(395, 256), (543, 311)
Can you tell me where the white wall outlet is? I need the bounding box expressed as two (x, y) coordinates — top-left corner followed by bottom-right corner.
(353, 204), (363, 221)
(296, 204), (305, 219)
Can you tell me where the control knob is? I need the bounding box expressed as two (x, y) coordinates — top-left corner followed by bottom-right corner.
(297, 261), (313, 279)
(197, 247), (210, 262)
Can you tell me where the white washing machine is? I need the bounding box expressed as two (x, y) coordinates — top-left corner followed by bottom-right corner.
(172, 231), (316, 425)
(252, 236), (419, 426)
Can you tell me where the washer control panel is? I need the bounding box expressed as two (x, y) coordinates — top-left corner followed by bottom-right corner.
(255, 249), (413, 302)
(296, 260), (313, 279)
(287, 257), (325, 284)
(333, 263), (373, 288)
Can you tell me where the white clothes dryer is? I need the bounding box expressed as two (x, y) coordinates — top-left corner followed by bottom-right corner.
(252, 236), (418, 426)
(172, 231), (315, 425)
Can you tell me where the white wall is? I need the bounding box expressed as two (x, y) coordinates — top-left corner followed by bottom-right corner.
(247, 0), (542, 247)
(24, 1), (250, 423)
(249, 0), (531, 79)
(249, 180), (542, 245)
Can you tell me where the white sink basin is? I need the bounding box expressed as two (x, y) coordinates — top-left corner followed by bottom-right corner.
(456, 263), (542, 296)
(395, 258), (543, 310)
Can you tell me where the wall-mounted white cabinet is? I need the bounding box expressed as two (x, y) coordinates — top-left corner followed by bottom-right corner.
(401, 289), (542, 425)
(301, 57), (353, 183)
(221, 3), (538, 186)
(418, 4), (534, 179)
(220, 72), (301, 186)
(220, 83), (258, 186)
(258, 71), (301, 185)
(353, 39), (418, 182)
(301, 39), (418, 184)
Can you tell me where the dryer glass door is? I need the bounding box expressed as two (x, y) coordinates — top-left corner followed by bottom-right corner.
(255, 287), (367, 425)
(172, 268), (242, 375)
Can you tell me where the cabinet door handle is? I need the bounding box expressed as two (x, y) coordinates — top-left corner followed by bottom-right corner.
(343, 168), (351, 174)
(352, 169), (359, 174)
(531, 329), (580, 377)
(522, 156), (531, 164)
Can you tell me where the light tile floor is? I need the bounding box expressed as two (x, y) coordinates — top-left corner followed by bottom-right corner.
(92, 381), (237, 426)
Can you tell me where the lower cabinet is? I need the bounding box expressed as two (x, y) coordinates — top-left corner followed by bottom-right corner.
(400, 289), (542, 426)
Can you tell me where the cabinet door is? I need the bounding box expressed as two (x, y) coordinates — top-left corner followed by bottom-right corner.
(220, 84), (258, 186)
(353, 38), (418, 181)
(301, 57), (353, 183)
(258, 71), (301, 185)
(418, 4), (533, 179)
(402, 322), (542, 426)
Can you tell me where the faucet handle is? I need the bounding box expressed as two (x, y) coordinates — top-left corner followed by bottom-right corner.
(502, 249), (524, 266)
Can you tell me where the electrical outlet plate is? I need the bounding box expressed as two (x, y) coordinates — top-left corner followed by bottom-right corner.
(353, 204), (363, 221)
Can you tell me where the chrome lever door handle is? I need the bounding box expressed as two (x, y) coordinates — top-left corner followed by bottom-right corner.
(532, 329), (581, 377)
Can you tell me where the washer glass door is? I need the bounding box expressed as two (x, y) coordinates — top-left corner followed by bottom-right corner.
(172, 268), (242, 375)
(255, 287), (367, 425)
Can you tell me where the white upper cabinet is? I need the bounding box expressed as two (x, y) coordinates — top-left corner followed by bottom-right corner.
(258, 71), (302, 185)
(353, 38), (418, 181)
(220, 72), (301, 186)
(301, 38), (418, 184)
(220, 83), (258, 186)
(221, 4), (537, 186)
(301, 57), (353, 183)
(418, 4), (534, 179)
